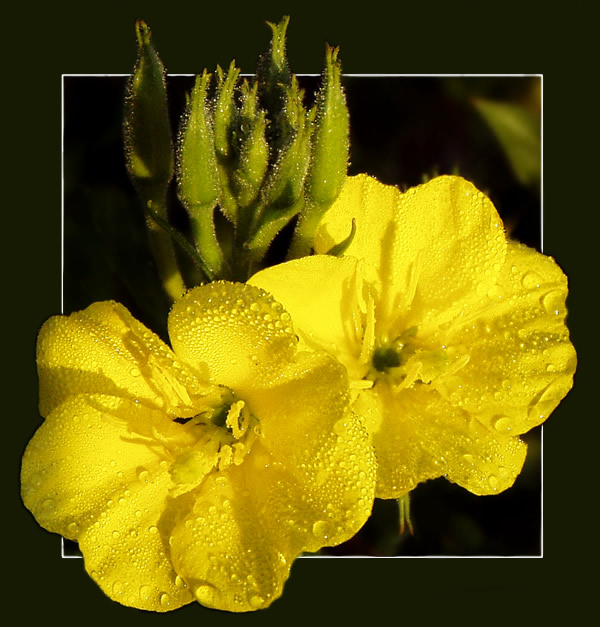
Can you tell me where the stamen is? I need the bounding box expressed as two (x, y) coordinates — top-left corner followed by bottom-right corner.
(359, 290), (376, 366)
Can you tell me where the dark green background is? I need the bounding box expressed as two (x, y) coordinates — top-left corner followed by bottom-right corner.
(9, 0), (590, 623)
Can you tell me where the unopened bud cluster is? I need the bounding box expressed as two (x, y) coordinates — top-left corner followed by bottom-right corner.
(124, 16), (349, 289)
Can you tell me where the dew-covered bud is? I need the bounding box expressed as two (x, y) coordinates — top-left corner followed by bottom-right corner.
(305, 45), (349, 209)
(288, 45), (349, 259)
(213, 62), (242, 224)
(233, 81), (269, 210)
(177, 71), (219, 212)
(124, 20), (174, 206)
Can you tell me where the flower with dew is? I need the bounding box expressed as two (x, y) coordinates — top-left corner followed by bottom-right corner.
(249, 174), (576, 498)
(21, 281), (376, 612)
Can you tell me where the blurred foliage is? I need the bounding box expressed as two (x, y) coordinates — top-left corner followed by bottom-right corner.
(63, 74), (542, 556)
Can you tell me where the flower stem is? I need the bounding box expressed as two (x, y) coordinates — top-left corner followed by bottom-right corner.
(398, 493), (414, 536)
(145, 199), (186, 302)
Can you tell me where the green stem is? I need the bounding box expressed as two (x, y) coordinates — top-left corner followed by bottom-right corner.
(190, 208), (228, 280)
(145, 209), (186, 302)
(398, 493), (414, 536)
(287, 204), (324, 259)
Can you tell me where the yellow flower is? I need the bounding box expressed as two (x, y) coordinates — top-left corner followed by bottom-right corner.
(249, 174), (576, 499)
(21, 281), (375, 612)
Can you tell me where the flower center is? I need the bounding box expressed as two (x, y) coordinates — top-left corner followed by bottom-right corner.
(368, 327), (418, 381)
(169, 387), (260, 494)
(372, 346), (401, 372)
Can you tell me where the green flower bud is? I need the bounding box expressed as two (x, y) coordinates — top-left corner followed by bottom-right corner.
(305, 45), (349, 209)
(176, 71), (226, 280)
(213, 61), (241, 223)
(261, 76), (313, 212)
(177, 71), (219, 212)
(233, 81), (269, 210)
(124, 20), (174, 207)
(255, 16), (292, 135)
(288, 45), (349, 259)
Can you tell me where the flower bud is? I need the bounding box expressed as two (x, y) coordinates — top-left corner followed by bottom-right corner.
(177, 71), (219, 212)
(305, 45), (349, 209)
(232, 81), (269, 210)
(287, 45), (349, 259)
(261, 76), (313, 212)
(213, 62), (242, 224)
(255, 16), (292, 133)
(124, 20), (174, 207)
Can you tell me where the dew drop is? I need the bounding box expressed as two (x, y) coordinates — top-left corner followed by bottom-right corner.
(195, 584), (215, 605)
(41, 498), (56, 513)
(312, 520), (332, 540)
(67, 521), (80, 535)
(487, 285), (504, 301)
(139, 584), (152, 600)
(159, 592), (171, 608)
(492, 416), (512, 434)
(333, 418), (348, 436)
(488, 474), (499, 490)
(541, 290), (563, 316)
(521, 271), (542, 290)
(249, 595), (265, 609)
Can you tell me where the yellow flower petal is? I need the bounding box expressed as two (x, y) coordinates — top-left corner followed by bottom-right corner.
(354, 385), (527, 498)
(168, 455), (289, 612)
(37, 300), (214, 418)
(249, 255), (368, 379)
(241, 352), (375, 551)
(21, 394), (195, 611)
(170, 418), (374, 613)
(314, 174), (507, 329)
(435, 241), (576, 434)
(169, 282), (297, 391)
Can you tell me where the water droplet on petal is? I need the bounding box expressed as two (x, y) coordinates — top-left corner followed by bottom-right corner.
(41, 498), (56, 513)
(492, 416), (513, 434)
(312, 520), (332, 540)
(249, 594), (265, 609)
(159, 592), (171, 608)
(541, 290), (563, 316)
(194, 584), (215, 606)
(521, 271), (543, 290)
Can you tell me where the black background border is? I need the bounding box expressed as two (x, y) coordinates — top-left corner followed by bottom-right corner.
(8, 1), (591, 623)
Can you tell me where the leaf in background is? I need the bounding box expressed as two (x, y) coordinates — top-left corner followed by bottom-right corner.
(473, 98), (540, 187)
